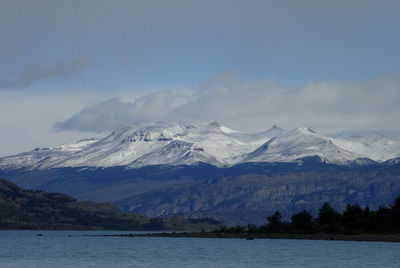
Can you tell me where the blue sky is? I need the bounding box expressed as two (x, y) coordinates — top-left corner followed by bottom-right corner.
(1, 0), (400, 155)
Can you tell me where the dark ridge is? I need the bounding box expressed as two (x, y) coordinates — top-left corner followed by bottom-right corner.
(0, 178), (219, 231)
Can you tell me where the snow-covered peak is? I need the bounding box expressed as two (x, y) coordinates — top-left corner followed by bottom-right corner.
(293, 126), (317, 135)
(266, 125), (285, 135)
(1, 122), (399, 169)
(244, 125), (359, 164)
(333, 134), (400, 161)
(230, 125), (287, 145)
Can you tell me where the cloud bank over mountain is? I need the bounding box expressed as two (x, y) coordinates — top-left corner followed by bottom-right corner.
(55, 74), (400, 136)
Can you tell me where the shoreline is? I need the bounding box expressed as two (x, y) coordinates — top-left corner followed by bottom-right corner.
(93, 232), (400, 242)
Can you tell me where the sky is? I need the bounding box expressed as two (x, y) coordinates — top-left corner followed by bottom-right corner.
(1, 0), (400, 156)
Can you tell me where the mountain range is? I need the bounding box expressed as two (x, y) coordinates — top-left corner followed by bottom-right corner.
(1, 122), (400, 169)
(1, 122), (400, 225)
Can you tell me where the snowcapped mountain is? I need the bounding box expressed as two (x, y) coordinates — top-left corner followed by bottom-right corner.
(243, 126), (360, 164)
(1, 122), (400, 169)
(333, 135), (400, 162)
(0, 138), (99, 169)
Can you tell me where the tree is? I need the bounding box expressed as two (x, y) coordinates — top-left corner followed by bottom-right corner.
(247, 224), (258, 234)
(376, 206), (392, 233)
(317, 202), (341, 233)
(341, 204), (363, 233)
(267, 211), (283, 231)
(291, 210), (313, 232)
(391, 196), (400, 231)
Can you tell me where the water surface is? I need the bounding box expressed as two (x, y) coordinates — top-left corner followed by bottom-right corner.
(0, 231), (399, 267)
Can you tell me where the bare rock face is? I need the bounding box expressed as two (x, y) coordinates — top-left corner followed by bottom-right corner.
(2, 161), (400, 226)
(109, 162), (400, 225)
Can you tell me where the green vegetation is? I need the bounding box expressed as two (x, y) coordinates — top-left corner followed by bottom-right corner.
(0, 178), (219, 231)
(215, 197), (400, 235)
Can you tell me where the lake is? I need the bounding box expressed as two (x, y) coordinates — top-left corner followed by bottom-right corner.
(0, 231), (399, 267)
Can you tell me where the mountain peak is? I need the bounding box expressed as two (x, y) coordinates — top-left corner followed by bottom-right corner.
(1, 122), (400, 169)
(207, 121), (221, 128)
(294, 126), (316, 134)
(270, 125), (283, 131)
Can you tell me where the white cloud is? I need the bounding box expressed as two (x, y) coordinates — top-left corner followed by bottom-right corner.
(55, 74), (400, 136)
(0, 88), (143, 156)
(54, 91), (190, 132)
(1, 73), (400, 156)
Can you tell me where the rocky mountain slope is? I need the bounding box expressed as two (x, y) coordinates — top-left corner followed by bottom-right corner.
(0, 178), (151, 230)
(2, 159), (400, 225)
(0, 178), (219, 230)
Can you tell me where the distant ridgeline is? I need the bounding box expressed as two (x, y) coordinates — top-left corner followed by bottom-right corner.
(1, 159), (400, 226)
(217, 197), (400, 235)
(1, 122), (400, 225)
(0, 178), (219, 231)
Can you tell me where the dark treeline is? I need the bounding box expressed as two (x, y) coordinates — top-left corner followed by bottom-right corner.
(216, 197), (400, 234)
